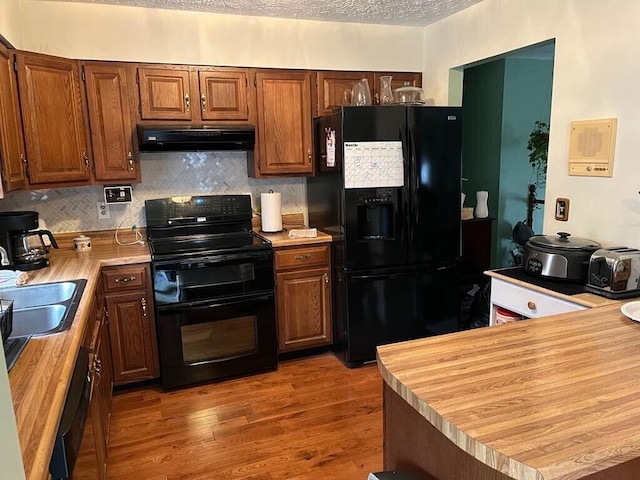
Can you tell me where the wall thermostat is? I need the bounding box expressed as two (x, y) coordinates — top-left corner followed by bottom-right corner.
(104, 185), (133, 204)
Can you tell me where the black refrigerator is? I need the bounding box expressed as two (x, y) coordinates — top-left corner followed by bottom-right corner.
(307, 106), (462, 366)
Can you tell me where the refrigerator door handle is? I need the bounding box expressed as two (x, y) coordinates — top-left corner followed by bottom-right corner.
(407, 120), (419, 230)
(400, 123), (412, 249)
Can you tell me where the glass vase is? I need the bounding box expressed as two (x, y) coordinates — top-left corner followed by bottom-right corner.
(379, 75), (393, 105)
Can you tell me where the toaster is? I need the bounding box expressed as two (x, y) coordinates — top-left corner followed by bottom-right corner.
(586, 247), (640, 298)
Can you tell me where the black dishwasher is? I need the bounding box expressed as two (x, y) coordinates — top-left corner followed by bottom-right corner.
(49, 346), (91, 480)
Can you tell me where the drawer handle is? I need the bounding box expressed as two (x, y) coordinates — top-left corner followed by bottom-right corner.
(527, 301), (537, 310)
(115, 276), (136, 283)
(294, 254), (311, 261)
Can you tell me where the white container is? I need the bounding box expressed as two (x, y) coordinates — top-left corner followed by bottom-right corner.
(73, 234), (92, 252)
(495, 307), (522, 325)
(475, 190), (489, 218)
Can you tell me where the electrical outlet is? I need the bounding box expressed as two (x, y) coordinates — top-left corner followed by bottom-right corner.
(555, 197), (570, 221)
(96, 201), (110, 220)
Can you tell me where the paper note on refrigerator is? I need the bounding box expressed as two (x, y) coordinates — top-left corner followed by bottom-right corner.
(344, 141), (404, 189)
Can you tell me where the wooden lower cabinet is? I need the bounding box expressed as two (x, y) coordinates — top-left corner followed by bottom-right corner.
(274, 244), (332, 352)
(102, 264), (160, 385)
(75, 287), (112, 480)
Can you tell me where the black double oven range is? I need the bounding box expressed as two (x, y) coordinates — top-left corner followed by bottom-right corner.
(145, 195), (277, 390)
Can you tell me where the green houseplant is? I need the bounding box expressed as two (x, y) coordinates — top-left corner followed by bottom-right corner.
(527, 120), (549, 189)
(525, 121), (549, 228)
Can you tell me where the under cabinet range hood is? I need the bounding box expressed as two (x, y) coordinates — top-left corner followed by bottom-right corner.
(138, 125), (255, 152)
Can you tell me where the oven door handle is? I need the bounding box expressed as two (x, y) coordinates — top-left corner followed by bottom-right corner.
(157, 292), (274, 313)
(153, 250), (273, 269)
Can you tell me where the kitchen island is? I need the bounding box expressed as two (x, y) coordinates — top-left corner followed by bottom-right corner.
(377, 304), (640, 480)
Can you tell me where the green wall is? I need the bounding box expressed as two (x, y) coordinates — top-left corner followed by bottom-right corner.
(498, 58), (553, 265)
(461, 59), (505, 237)
(461, 54), (553, 268)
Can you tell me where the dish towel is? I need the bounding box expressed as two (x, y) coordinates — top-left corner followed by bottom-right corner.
(0, 270), (29, 287)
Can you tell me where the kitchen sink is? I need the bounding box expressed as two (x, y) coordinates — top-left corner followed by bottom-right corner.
(1, 279), (87, 337)
(1, 281), (79, 309)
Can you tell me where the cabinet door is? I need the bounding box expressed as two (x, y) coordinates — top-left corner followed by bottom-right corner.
(316, 71), (374, 116)
(83, 62), (140, 182)
(106, 290), (159, 384)
(0, 45), (26, 193)
(254, 70), (314, 176)
(15, 52), (91, 185)
(276, 267), (332, 352)
(138, 66), (192, 120)
(199, 68), (250, 121)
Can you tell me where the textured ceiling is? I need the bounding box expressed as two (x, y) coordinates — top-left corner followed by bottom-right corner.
(35, 0), (486, 26)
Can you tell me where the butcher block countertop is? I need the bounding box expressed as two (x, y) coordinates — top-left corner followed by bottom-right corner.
(7, 234), (150, 480)
(254, 214), (333, 247)
(377, 303), (640, 480)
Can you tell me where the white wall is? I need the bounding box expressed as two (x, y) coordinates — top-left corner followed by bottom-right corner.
(16, 1), (424, 71)
(422, 0), (640, 248)
(0, 0), (22, 47)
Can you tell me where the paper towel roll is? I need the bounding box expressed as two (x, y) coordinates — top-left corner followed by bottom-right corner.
(261, 192), (282, 232)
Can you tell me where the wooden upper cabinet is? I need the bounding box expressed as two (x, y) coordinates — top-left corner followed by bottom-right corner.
(253, 69), (314, 176)
(316, 71), (374, 116)
(0, 45), (26, 193)
(15, 51), (91, 185)
(199, 68), (250, 121)
(138, 65), (253, 124)
(138, 66), (192, 120)
(83, 62), (140, 182)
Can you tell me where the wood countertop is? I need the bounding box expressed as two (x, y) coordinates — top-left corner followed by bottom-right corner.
(7, 236), (150, 480)
(485, 269), (620, 309)
(377, 303), (640, 480)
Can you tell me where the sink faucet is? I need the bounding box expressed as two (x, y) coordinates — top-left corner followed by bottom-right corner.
(0, 247), (9, 267)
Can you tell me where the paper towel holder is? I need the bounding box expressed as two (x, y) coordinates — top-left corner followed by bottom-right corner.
(259, 190), (285, 234)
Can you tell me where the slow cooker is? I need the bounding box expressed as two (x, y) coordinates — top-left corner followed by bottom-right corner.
(523, 232), (601, 282)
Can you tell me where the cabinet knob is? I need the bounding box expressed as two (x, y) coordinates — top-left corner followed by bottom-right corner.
(201, 92), (206, 110)
(141, 297), (147, 317)
(184, 92), (190, 111)
(83, 152), (89, 168)
(128, 152), (134, 171)
(527, 301), (537, 310)
(307, 148), (312, 164)
(324, 273), (329, 284)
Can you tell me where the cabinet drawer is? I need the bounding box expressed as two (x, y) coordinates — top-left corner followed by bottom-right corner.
(274, 245), (330, 271)
(102, 265), (148, 292)
(491, 278), (587, 319)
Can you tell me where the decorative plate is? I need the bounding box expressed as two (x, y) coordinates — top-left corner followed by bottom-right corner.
(621, 301), (640, 322)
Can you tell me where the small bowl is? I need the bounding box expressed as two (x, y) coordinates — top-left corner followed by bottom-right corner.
(621, 301), (640, 322)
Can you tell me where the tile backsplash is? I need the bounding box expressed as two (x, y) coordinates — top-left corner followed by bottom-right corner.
(0, 151), (305, 233)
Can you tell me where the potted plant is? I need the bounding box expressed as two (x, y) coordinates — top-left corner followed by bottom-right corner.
(525, 121), (549, 227)
(527, 120), (549, 190)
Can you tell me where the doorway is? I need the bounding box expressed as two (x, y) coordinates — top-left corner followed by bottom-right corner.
(459, 40), (555, 268)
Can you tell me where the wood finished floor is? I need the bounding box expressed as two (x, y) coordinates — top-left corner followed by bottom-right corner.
(106, 353), (383, 480)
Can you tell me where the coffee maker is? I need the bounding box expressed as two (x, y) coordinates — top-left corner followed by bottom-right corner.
(0, 211), (59, 271)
